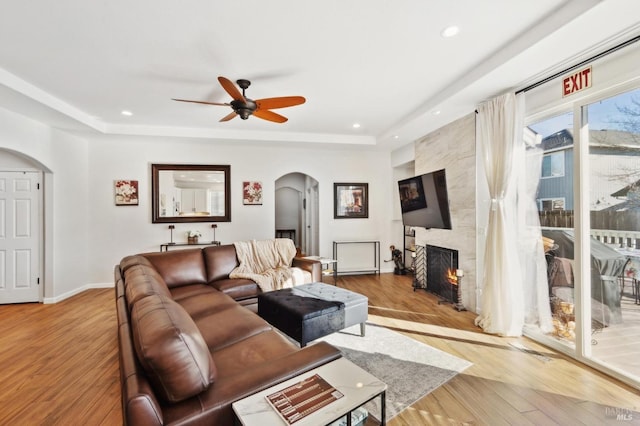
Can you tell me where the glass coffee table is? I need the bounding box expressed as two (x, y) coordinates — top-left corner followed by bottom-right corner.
(232, 357), (386, 425)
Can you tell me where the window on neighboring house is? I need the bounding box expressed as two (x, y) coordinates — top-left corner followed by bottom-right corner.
(541, 151), (565, 178)
(539, 198), (565, 211)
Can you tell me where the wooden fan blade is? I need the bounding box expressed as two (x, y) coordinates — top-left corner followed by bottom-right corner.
(253, 109), (288, 123)
(172, 98), (229, 107)
(219, 111), (237, 122)
(218, 76), (245, 102)
(256, 96), (306, 110)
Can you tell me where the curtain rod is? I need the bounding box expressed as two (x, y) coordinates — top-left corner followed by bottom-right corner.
(516, 34), (640, 94)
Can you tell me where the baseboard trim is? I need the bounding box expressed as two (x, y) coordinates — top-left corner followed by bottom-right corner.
(43, 282), (113, 304)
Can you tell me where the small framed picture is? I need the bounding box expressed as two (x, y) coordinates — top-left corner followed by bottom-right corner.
(334, 183), (368, 219)
(115, 180), (139, 206)
(243, 181), (263, 205)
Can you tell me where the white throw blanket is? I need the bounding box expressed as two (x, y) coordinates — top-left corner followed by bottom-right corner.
(229, 239), (297, 292)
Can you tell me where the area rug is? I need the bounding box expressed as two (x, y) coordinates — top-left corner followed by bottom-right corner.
(319, 323), (472, 421)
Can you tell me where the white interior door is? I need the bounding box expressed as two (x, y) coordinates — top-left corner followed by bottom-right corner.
(0, 171), (41, 303)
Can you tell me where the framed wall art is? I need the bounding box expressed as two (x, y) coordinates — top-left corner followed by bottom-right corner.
(243, 181), (263, 205)
(334, 182), (368, 219)
(115, 180), (139, 206)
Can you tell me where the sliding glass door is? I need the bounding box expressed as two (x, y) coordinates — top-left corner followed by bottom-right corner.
(586, 87), (640, 380)
(525, 86), (640, 386)
(529, 111), (575, 349)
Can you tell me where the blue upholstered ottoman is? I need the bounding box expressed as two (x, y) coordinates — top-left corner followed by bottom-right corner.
(258, 282), (368, 347)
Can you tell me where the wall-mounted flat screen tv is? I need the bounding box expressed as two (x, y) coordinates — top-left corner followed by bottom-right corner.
(398, 168), (452, 229)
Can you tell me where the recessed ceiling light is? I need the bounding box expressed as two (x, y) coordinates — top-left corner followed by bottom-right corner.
(121, 110), (133, 116)
(441, 26), (459, 38)
(352, 123), (361, 129)
(432, 110), (441, 116)
(393, 135), (399, 139)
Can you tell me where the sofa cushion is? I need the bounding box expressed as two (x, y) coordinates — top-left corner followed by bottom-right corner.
(131, 294), (217, 402)
(203, 245), (240, 282)
(143, 249), (208, 288)
(210, 278), (260, 300)
(194, 304), (273, 351)
(174, 290), (238, 320)
(124, 265), (172, 306)
(169, 283), (229, 303)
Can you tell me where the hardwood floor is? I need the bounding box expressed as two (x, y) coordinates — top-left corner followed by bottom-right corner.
(339, 274), (640, 425)
(0, 290), (121, 425)
(1, 274), (639, 425)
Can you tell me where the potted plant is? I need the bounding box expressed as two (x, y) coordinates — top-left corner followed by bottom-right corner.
(186, 230), (202, 244)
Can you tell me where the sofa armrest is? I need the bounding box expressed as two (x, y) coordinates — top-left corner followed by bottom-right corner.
(292, 257), (322, 282)
(210, 342), (342, 409)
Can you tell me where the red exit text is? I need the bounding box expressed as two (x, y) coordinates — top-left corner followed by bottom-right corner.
(562, 66), (592, 97)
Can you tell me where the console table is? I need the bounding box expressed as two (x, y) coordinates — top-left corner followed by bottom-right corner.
(160, 241), (221, 252)
(333, 240), (380, 276)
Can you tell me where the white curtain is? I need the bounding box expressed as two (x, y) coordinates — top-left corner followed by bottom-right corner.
(475, 92), (525, 336)
(518, 132), (554, 332)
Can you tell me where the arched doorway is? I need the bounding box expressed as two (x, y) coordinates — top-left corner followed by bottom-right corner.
(274, 173), (319, 256)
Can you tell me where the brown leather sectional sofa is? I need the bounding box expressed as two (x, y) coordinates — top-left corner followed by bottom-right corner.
(115, 244), (342, 425)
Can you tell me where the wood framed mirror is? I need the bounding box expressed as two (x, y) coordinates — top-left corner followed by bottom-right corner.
(151, 164), (231, 223)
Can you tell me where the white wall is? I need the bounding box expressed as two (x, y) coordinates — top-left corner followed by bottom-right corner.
(49, 128), (90, 299)
(0, 115), (397, 298)
(86, 134), (396, 285)
(391, 161), (415, 266)
(0, 107), (90, 301)
(0, 106), (457, 299)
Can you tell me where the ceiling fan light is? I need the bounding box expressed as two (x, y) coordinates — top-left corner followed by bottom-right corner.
(176, 76), (301, 124)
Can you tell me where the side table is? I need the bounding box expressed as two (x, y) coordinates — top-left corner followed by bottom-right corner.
(232, 357), (386, 425)
(303, 256), (338, 285)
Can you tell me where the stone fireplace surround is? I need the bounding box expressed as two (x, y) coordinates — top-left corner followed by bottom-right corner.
(412, 112), (477, 312)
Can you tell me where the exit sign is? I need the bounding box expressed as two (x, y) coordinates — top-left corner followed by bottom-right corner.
(562, 66), (592, 97)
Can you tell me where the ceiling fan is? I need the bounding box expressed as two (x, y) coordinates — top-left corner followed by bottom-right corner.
(172, 76), (306, 123)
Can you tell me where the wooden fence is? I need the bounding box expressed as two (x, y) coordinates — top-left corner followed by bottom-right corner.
(539, 210), (640, 248)
(539, 210), (640, 229)
(538, 210), (575, 228)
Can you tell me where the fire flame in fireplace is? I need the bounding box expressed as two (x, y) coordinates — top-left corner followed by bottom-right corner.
(446, 268), (458, 285)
